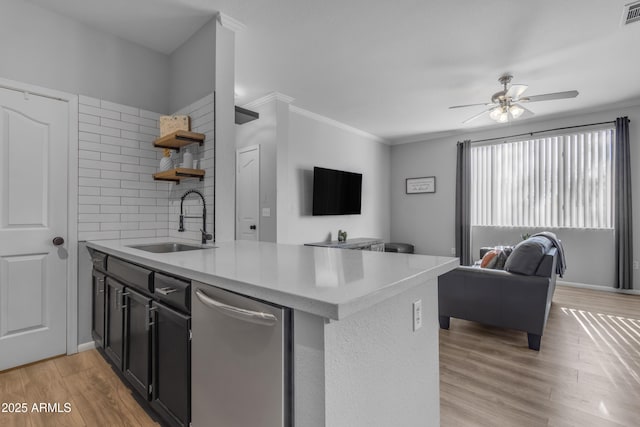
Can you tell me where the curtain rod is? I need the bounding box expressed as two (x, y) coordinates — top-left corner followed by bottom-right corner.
(467, 120), (620, 144)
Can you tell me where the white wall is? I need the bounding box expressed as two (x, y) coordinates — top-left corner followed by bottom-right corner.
(390, 103), (640, 290)
(0, 0), (170, 113)
(169, 18), (216, 114)
(281, 109), (391, 245)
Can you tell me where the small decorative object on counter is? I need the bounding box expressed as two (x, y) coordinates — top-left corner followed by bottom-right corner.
(338, 230), (347, 242)
(159, 148), (173, 171)
(183, 149), (194, 169)
(159, 115), (191, 137)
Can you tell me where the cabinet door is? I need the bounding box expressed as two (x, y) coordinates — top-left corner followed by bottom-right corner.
(104, 278), (125, 370)
(151, 301), (191, 427)
(91, 270), (106, 348)
(124, 288), (153, 399)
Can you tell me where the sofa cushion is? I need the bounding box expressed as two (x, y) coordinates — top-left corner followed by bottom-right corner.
(504, 237), (553, 275)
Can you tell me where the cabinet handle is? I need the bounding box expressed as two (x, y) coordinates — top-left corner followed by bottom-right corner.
(195, 289), (277, 327)
(145, 306), (157, 331)
(156, 287), (177, 295)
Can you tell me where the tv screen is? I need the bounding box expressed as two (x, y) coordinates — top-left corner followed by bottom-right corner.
(312, 167), (362, 215)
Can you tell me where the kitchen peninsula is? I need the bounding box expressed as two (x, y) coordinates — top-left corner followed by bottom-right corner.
(86, 237), (458, 427)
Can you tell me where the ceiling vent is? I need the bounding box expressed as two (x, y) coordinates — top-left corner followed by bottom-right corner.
(622, 1), (640, 25)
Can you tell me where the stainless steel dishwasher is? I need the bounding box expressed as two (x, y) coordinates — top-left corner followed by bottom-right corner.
(191, 281), (291, 427)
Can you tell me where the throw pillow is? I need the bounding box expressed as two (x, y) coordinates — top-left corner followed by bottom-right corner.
(480, 250), (499, 268)
(504, 236), (553, 275)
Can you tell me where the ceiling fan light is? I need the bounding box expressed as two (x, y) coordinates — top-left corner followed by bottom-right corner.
(509, 104), (524, 119)
(497, 112), (509, 123)
(489, 107), (503, 121)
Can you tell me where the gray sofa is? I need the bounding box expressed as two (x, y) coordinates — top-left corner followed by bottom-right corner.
(438, 247), (558, 350)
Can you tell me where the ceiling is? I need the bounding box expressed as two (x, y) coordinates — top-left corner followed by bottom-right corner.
(27, 0), (640, 143)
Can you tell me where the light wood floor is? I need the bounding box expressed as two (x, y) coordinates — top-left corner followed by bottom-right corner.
(440, 285), (640, 427)
(1, 285), (638, 426)
(0, 349), (158, 426)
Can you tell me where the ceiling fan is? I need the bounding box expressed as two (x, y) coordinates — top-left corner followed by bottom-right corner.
(450, 74), (579, 124)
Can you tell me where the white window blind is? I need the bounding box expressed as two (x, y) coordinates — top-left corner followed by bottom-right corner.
(471, 127), (615, 229)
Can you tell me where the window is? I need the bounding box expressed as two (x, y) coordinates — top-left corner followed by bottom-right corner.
(471, 127), (615, 229)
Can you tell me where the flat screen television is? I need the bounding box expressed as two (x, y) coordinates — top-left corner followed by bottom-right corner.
(312, 167), (362, 215)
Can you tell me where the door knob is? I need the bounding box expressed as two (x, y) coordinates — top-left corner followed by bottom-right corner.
(52, 237), (65, 246)
(250, 225), (256, 230)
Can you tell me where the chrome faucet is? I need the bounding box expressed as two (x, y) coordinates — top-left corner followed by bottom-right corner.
(178, 189), (212, 244)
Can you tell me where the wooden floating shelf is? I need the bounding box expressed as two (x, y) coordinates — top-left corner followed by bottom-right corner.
(153, 168), (205, 184)
(153, 130), (205, 152)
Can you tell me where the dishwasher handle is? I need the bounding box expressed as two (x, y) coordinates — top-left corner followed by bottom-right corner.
(195, 289), (278, 326)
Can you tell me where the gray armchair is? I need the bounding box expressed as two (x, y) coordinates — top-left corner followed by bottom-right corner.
(438, 247), (558, 350)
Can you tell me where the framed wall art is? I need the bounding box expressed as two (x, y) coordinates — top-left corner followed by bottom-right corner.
(406, 176), (436, 194)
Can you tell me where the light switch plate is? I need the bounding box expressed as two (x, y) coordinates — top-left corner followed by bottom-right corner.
(262, 208), (271, 217)
(413, 300), (422, 331)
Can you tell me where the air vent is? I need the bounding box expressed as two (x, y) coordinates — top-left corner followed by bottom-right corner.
(235, 106), (259, 125)
(622, 1), (640, 25)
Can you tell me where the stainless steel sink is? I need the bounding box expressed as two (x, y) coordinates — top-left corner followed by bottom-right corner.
(128, 242), (211, 253)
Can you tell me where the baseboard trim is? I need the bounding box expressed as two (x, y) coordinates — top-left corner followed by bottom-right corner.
(77, 341), (96, 352)
(557, 281), (640, 295)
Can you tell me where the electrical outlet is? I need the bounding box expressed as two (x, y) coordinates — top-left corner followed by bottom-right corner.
(634, 260), (639, 270)
(450, 247), (456, 255)
(413, 300), (422, 331)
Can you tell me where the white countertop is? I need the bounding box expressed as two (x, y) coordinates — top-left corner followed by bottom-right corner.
(86, 237), (459, 320)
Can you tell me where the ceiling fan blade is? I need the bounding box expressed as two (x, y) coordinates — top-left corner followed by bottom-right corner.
(521, 90), (579, 103)
(449, 102), (493, 109)
(506, 84), (528, 99)
(462, 107), (493, 124)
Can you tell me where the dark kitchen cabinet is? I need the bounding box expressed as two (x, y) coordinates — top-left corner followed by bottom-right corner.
(151, 301), (191, 427)
(124, 287), (153, 399)
(91, 270), (106, 348)
(105, 277), (125, 370)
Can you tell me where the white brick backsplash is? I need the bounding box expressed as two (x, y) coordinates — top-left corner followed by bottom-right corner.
(79, 187), (100, 196)
(79, 122), (121, 137)
(101, 222), (139, 231)
(140, 109), (162, 120)
(79, 131), (101, 143)
(79, 95), (100, 107)
(101, 135), (137, 148)
(78, 223), (100, 232)
(80, 141), (121, 154)
(121, 230), (156, 239)
(79, 205), (100, 214)
(79, 104), (121, 120)
(101, 117), (139, 132)
(101, 100), (139, 116)
(100, 205), (139, 214)
(77, 94), (214, 242)
(101, 170), (139, 181)
(101, 188), (139, 197)
(121, 180), (156, 190)
(121, 213), (156, 222)
(79, 113), (100, 125)
(79, 150), (100, 160)
(100, 153), (138, 165)
(78, 213), (120, 223)
(79, 230), (121, 241)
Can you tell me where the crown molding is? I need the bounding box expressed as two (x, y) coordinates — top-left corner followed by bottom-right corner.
(217, 13), (246, 32)
(242, 92), (295, 110)
(289, 106), (389, 145)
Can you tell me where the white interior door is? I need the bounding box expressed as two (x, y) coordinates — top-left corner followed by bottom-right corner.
(0, 87), (69, 370)
(236, 145), (259, 241)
